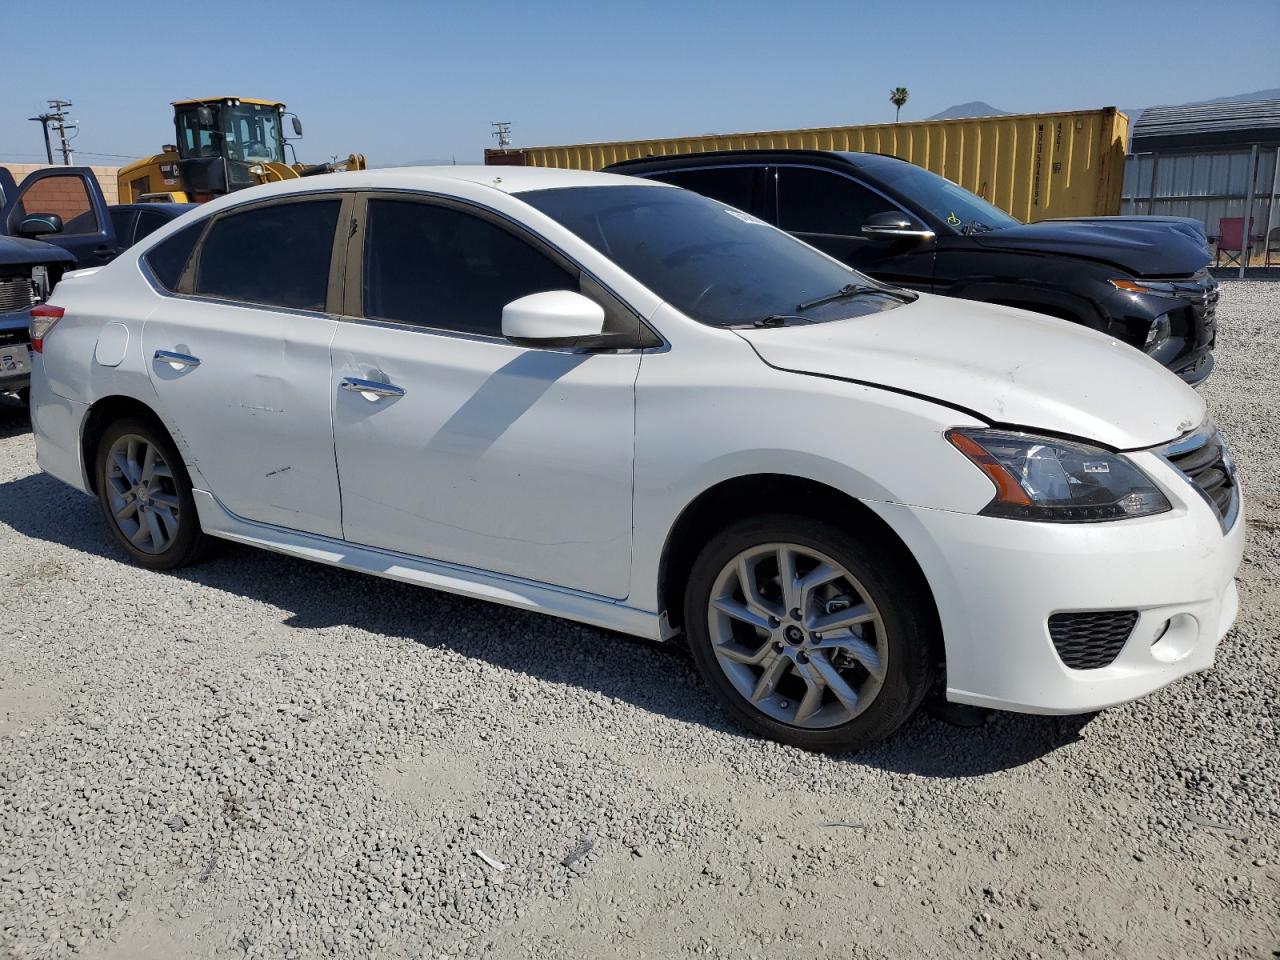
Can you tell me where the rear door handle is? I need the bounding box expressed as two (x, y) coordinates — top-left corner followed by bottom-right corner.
(340, 377), (404, 399)
(154, 349), (200, 369)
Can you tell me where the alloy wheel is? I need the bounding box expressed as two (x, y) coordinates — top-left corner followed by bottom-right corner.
(104, 433), (182, 555)
(706, 542), (887, 729)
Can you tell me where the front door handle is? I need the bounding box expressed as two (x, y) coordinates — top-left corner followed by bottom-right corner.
(154, 349), (201, 369)
(340, 377), (405, 400)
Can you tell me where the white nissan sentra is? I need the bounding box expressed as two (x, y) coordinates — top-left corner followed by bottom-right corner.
(30, 167), (1243, 751)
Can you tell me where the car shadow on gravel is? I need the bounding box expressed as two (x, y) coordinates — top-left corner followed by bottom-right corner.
(0, 398), (31, 439)
(0, 468), (1095, 778)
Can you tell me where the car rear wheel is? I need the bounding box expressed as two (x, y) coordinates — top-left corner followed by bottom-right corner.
(94, 417), (209, 570)
(684, 514), (936, 752)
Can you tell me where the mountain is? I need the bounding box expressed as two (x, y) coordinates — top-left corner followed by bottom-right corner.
(925, 101), (1009, 121)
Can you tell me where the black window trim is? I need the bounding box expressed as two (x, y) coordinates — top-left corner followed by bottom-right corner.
(343, 188), (662, 350)
(172, 190), (354, 318)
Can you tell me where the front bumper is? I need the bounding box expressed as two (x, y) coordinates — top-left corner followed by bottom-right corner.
(0, 307), (32, 394)
(868, 452), (1244, 714)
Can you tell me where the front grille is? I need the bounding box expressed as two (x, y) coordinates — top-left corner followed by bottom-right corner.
(0, 276), (35, 313)
(1049, 611), (1138, 669)
(1165, 429), (1238, 528)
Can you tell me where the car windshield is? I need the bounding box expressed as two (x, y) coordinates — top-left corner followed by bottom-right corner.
(520, 185), (905, 327)
(853, 155), (1020, 233)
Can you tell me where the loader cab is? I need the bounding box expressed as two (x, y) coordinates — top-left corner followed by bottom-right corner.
(172, 98), (290, 198)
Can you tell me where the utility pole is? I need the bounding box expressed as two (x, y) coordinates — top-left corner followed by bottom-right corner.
(491, 122), (512, 150)
(45, 99), (77, 165)
(28, 113), (55, 164)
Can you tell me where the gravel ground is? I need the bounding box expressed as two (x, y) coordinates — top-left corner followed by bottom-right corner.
(1, 280), (1278, 960)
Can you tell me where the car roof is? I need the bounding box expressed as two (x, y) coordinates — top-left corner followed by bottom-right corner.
(194, 166), (669, 212)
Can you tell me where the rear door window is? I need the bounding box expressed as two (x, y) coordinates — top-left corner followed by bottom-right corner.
(361, 198), (576, 337)
(777, 167), (885, 237)
(194, 199), (341, 311)
(133, 210), (171, 245)
(648, 167), (767, 219)
(110, 208), (137, 246)
(143, 220), (204, 291)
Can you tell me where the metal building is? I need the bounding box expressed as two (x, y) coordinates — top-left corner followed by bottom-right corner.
(1122, 100), (1280, 274)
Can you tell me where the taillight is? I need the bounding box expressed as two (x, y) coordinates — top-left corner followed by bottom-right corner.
(30, 304), (64, 353)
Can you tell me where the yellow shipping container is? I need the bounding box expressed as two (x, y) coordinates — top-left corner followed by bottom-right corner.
(485, 108), (1130, 222)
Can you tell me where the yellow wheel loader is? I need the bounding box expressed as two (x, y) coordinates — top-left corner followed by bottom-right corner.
(117, 97), (366, 203)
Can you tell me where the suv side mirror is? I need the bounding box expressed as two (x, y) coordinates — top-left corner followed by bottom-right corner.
(503, 290), (607, 349)
(861, 210), (933, 242)
(17, 214), (63, 237)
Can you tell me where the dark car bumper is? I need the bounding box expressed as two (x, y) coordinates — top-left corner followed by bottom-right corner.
(0, 307), (33, 394)
(1108, 271), (1218, 387)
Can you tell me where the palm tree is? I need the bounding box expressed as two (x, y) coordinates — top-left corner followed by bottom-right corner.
(890, 87), (909, 124)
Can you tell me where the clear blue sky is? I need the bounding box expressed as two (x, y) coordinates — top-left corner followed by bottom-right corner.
(2, 0), (1276, 167)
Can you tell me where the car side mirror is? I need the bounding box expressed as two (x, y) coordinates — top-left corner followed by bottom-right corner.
(291, 116), (304, 137)
(503, 290), (607, 349)
(17, 214), (63, 237)
(861, 210), (934, 242)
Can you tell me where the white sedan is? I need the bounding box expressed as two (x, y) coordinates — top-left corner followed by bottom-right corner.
(29, 167), (1243, 751)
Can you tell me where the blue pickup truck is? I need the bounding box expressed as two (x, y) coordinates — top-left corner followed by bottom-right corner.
(0, 166), (192, 402)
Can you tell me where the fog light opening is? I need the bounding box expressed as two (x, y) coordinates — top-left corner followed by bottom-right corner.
(1150, 613), (1198, 663)
(1150, 619), (1172, 646)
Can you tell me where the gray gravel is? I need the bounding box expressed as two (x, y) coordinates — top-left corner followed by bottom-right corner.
(2, 280), (1278, 959)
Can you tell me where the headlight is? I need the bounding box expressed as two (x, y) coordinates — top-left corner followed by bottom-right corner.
(947, 429), (1171, 522)
(1145, 313), (1171, 351)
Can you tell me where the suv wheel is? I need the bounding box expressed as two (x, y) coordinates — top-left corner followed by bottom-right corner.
(684, 514), (935, 752)
(94, 416), (209, 570)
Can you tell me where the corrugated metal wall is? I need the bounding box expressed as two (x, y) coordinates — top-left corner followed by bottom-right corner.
(489, 108), (1128, 221)
(1122, 149), (1279, 243)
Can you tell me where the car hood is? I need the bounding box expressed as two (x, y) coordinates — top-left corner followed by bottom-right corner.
(0, 234), (76, 267)
(971, 218), (1210, 276)
(736, 294), (1205, 450)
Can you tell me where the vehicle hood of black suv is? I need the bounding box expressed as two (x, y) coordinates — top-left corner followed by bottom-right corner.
(970, 218), (1210, 277)
(0, 234), (76, 268)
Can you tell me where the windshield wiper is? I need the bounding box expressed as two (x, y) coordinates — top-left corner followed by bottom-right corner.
(796, 282), (917, 311)
(751, 314), (814, 328)
(796, 283), (878, 311)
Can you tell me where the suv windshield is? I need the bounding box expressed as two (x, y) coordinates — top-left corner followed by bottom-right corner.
(521, 185), (904, 327)
(852, 155), (1019, 233)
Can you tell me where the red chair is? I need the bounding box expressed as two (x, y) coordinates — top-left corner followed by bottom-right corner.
(1216, 217), (1255, 267)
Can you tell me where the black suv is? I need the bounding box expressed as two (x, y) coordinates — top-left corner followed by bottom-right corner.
(607, 150), (1218, 385)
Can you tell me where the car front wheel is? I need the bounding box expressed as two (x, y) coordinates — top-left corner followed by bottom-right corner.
(684, 514), (936, 752)
(94, 416), (209, 570)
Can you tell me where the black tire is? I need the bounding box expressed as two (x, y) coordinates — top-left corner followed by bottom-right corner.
(683, 514), (937, 753)
(16, 387), (30, 410)
(94, 416), (210, 570)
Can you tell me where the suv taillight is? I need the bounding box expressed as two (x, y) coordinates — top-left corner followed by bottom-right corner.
(30, 304), (64, 353)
